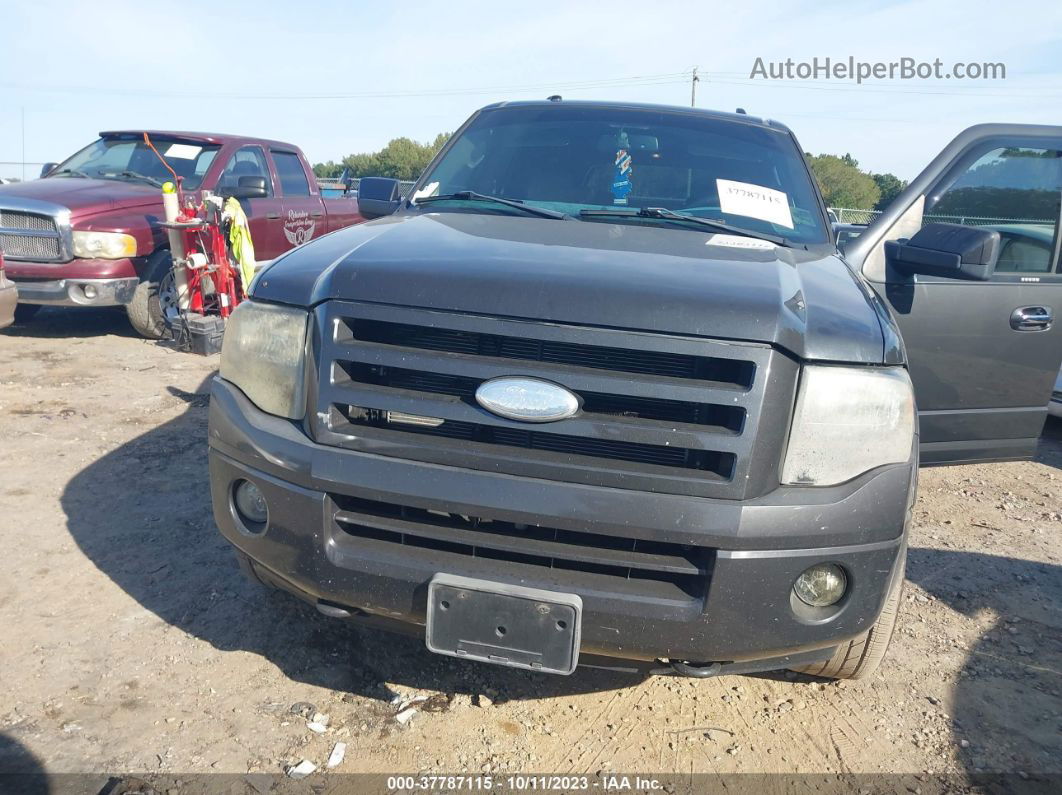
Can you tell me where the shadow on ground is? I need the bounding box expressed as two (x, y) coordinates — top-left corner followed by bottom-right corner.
(0, 306), (137, 340)
(58, 382), (1062, 773)
(0, 733), (49, 794)
(59, 377), (643, 703)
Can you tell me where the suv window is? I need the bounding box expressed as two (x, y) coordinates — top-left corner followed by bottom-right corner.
(272, 151), (310, 197)
(219, 146), (273, 196)
(926, 147), (1062, 274)
(415, 105), (830, 245)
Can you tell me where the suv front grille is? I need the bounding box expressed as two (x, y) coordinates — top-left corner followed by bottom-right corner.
(329, 492), (711, 601)
(0, 209), (63, 261)
(315, 302), (797, 500)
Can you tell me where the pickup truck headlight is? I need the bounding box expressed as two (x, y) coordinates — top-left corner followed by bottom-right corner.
(71, 230), (138, 259)
(781, 366), (915, 486)
(219, 301), (309, 420)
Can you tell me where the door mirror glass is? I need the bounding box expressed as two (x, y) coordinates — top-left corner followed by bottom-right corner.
(923, 146), (1062, 275)
(357, 177), (401, 219)
(39, 162), (59, 178)
(223, 175), (269, 199)
(885, 222), (1000, 280)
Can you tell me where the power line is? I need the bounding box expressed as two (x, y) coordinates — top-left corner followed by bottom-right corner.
(0, 72), (691, 102)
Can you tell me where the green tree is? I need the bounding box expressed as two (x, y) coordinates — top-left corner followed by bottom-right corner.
(312, 160), (343, 179)
(316, 133), (452, 182)
(870, 172), (907, 210)
(806, 154), (881, 209)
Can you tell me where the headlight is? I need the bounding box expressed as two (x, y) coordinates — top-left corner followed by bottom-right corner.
(71, 230), (137, 259)
(219, 301), (309, 419)
(781, 366), (914, 486)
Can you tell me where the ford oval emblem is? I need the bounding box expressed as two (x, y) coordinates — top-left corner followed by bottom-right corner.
(475, 377), (580, 423)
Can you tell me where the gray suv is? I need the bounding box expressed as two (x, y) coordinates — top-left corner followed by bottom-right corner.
(208, 101), (1062, 681)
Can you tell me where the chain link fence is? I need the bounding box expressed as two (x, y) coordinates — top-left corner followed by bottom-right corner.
(317, 177), (417, 196)
(829, 207), (1053, 227)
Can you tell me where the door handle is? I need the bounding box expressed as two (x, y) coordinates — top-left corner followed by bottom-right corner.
(1010, 306), (1053, 331)
(310, 211), (324, 218)
(266, 212), (280, 219)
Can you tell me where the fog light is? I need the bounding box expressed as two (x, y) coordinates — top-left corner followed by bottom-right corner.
(793, 564), (847, 607)
(234, 479), (268, 526)
(82, 284), (98, 300)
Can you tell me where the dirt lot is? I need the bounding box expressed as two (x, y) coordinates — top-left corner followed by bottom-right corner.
(1, 308), (1060, 792)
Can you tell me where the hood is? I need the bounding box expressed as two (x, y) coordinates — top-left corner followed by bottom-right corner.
(254, 211), (887, 363)
(0, 177), (161, 218)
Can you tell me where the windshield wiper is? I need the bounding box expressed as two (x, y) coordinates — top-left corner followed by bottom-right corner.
(579, 206), (791, 247)
(415, 191), (568, 220)
(51, 168), (90, 179)
(100, 170), (163, 188)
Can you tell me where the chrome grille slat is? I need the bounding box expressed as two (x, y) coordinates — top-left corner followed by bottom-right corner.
(0, 205), (66, 262)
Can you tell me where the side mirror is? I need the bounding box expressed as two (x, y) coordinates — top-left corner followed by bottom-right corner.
(223, 176), (268, 200)
(357, 177), (401, 219)
(885, 222), (1000, 281)
(39, 162), (59, 178)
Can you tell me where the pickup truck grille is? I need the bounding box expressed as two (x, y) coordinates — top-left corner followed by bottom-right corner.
(315, 302), (797, 500)
(0, 209), (63, 261)
(329, 492), (711, 601)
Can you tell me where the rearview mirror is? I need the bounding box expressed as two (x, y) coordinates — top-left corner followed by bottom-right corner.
(357, 177), (401, 219)
(223, 176), (268, 200)
(884, 222), (1000, 281)
(39, 162), (59, 178)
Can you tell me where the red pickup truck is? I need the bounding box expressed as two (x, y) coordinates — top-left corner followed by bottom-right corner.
(0, 130), (363, 337)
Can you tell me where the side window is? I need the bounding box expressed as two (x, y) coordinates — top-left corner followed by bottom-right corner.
(219, 146), (272, 196)
(272, 151), (311, 197)
(925, 147), (1062, 274)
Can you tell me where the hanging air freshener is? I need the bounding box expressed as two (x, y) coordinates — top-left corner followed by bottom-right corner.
(611, 133), (633, 205)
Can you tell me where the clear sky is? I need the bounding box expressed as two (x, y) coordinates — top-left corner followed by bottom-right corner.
(2, 0), (1060, 182)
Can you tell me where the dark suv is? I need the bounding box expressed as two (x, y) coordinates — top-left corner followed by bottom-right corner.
(208, 101), (1062, 680)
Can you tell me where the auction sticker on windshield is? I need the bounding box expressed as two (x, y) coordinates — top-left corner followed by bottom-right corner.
(165, 143), (202, 160)
(706, 234), (777, 250)
(716, 179), (794, 229)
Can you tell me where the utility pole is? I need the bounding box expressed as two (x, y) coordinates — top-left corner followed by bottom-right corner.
(21, 107), (26, 181)
(690, 68), (699, 107)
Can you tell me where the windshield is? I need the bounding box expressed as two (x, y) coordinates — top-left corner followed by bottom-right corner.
(414, 105), (829, 244)
(52, 136), (220, 190)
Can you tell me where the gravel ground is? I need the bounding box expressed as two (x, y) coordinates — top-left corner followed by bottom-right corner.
(1, 307), (1059, 793)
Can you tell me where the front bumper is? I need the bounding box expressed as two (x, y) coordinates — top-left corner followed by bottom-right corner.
(12, 276), (139, 306)
(209, 377), (913, 669)
(6, 256), (140, 306)
(0, 277), (16, 328)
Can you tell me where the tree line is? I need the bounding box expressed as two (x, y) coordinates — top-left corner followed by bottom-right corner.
(314, 134), (450, 182)
(315, 135), (908, 212)
(804, 153), (907, 211)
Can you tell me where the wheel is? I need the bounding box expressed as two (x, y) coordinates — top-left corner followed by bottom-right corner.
(790, 549), (906, 680)
(126, 249), (175, 339)
(13, 304), (42, 324)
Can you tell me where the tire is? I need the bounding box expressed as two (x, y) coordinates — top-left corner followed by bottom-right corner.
(125, 249), (174, 340)
(13, 304), (42, 324)
(790, 549), (906, 681)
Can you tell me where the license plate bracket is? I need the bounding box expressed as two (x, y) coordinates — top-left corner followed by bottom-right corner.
(426, 574), (582, 675)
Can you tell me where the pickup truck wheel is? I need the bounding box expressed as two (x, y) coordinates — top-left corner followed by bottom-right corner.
(126, 249), (173, 340)
(790, 549), (906, 681)
(13, 304), (42, 324)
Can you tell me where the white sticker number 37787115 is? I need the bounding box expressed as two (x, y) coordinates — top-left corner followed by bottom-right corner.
(716, 179), (794, 230)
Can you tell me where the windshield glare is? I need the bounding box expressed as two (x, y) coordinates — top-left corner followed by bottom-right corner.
(54, 137), (220, 190)
(415, 106), (829, 244)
